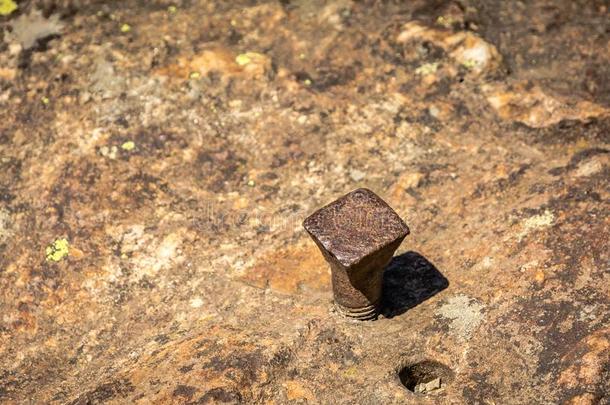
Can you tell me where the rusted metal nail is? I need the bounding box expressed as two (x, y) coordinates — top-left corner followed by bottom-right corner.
(303, 188), (410, 320)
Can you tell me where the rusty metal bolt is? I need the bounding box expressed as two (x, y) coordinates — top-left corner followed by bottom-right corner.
(303, 188), (410, 320)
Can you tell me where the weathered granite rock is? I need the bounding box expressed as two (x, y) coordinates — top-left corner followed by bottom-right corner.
(0, 1), (608, 404)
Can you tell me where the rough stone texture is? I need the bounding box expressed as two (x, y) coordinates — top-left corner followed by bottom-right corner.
(0, 1), (608, 404)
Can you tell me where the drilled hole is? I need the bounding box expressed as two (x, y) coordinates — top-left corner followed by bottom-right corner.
(398, 360), (453, 394)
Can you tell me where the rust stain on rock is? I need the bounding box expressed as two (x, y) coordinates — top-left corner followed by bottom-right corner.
(239, 243), (330, 295)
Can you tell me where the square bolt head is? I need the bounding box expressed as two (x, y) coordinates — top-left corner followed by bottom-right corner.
(303, 188), (410, 269)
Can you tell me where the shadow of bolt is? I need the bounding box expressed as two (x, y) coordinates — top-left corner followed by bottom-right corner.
(382, 251), (449, 318)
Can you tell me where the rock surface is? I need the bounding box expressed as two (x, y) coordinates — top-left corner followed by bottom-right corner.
(0, 1), (608, 404)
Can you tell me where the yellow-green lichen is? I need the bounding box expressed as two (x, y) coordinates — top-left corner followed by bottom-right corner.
(436, 15), (455, 28)
(168, 5), (177, 14)
(235, 53), (253, 66)
(415, 62), (438, 75)
(462, 59), (478, 69)
(121, 141), (135, 151)
(0, 0), (17, 16)
(120, 23), (131, 33)
(46, 238), (70, 262)
(235, 52), (266, 67)
(189, 71), (201, 79)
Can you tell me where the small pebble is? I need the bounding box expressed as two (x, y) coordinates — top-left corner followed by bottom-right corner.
(350, 169), (366, 182)
(414, 377), (441, 394)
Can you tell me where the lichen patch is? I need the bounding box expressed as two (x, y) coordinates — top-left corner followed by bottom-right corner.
(436, 295), (485, 341)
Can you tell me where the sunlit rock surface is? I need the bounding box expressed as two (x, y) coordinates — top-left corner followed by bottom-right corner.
(0, 1), (608, 403)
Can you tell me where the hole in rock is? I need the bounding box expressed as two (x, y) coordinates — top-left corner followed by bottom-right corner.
(398, 360), (453, 394)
